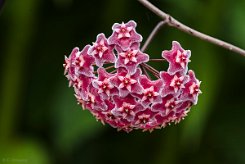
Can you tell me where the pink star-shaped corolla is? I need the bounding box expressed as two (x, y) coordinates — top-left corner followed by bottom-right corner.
(152, 95), (180, 115)
(73, 74), (93, 100)
(180, 70), (202, 105)
(88, 33), (116, 67)
(138, 75), (163, 107)
(133, 109), (158, 132)
(75, 87), (107, 111)
(64, 47), (81, 83)
(152, 95), (191, 126)
(160, 71), (188, 97)
(92, 68), (118, 99)
(108, 20), (142, 50)
(112, 95), (144, 122)
(162, 41), (191, 75)
(70, 45), (95, 77)
(110, 68), (143, 97)
(115, 44), (149, 75)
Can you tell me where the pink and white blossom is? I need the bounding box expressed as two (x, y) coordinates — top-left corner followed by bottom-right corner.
(115, 43), (149, 75)
(92, 68), (118, 99)
(88, 33), (116, 67)
(180, 70), (202, 105)
(110, 68), (143, 97)
(139, 75), (163, 107)
(160, 71), (188, 97)
(64, 21), (201, 132)
(108, 20), (142, 50)
(162, 41), (191, 75)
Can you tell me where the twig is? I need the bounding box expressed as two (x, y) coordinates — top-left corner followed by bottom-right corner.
(149, 59), (166, 62)
(141, 63), (160, 78)
(110, 70), (117, 74)
(141, 21), (166, 52)
(138, 0), (245, 56)
(140, 65), (151, 79)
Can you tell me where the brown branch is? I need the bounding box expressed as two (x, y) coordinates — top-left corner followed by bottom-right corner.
(138, 0), (245, 57)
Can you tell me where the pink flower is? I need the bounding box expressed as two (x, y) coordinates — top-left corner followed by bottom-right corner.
(139, 75), (163, 106)
(174, 101), (192, 123)
(65, 45), (95, 78)
(64, 20), (202, 132)
(110, 67), (143, 97)
(115, 43), (149, 75)
(112, 95), (144, 122)
(75, 87), (107, 111)
(162, 41), (191, 75)
(180, 70), (202, 105)
(64, 47), (80, 82)
(133, 109), (158, 132)
(92, 68), (118, 99)
(160, 71), (188, 97)
(88, 33), (116, 67)
(108, 20), (142, 50)
(73, 74), (93, 100)
(152, 95), (179, 115)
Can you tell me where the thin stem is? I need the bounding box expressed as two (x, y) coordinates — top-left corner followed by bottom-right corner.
(142, 63), (159, 74)
(141, 21), (166, 52)
(141, 63), (160, 78)
(140, 65), (151, 79)
(93, 65), (114, 74)
(140, 21), (166, 78)
(110, 70), (117, 74)
(138, 0), (245, 56)
(104, 65), (114, 70)
(149, 59), (166, 62)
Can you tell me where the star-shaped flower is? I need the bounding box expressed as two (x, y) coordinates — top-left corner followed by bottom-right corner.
(92, 68), (118, 99)
(64, 21), (202, 132)
(179, 70), (202, 105)
(138, 75), (163, 107)
(75, 87), (107, 111)
(73, 45), (95, 77)
(108, 20), (142, 50)
(152, 95), (191, 127)
(133, 109), (158, 132)
(73, 74), (93, 100)
(110, 67), (143, 97)
(160, 71), (188, 97)
(174, 101), (192, 123)
(64, 50), (75, 76)
(152, 95), (180, 115)
(112, 95), (144, 122)
(64, 47), (81, 82)
(115, 43), (149, 75)
(162, 41), (191, 75)
(88, 33), (116, 67)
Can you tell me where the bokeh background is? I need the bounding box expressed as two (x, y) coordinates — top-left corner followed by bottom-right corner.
(0, 0), (245, 164)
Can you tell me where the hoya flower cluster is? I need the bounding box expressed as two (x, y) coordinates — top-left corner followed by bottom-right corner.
(64, 20), (201, 132)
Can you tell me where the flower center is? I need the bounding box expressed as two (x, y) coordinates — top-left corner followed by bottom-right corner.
(138, 115), (150, 124)
(107, 113), (115, 120)
(165, 99), (177, 111)
(100, 82), (111, 92)
(120, 27), (127, 33)
(189, 82), (200, 96)
(97, 45), (103, 52)
(176, 50), (189, 68)
(147, 92), (153, 98)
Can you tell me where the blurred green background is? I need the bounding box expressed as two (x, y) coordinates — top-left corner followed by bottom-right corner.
(0, 0), (245, 164)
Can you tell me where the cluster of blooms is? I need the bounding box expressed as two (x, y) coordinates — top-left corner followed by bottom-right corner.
(64, 20), (201, 132)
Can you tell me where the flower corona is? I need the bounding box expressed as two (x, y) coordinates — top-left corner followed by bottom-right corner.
(63, 20), (201, 132)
